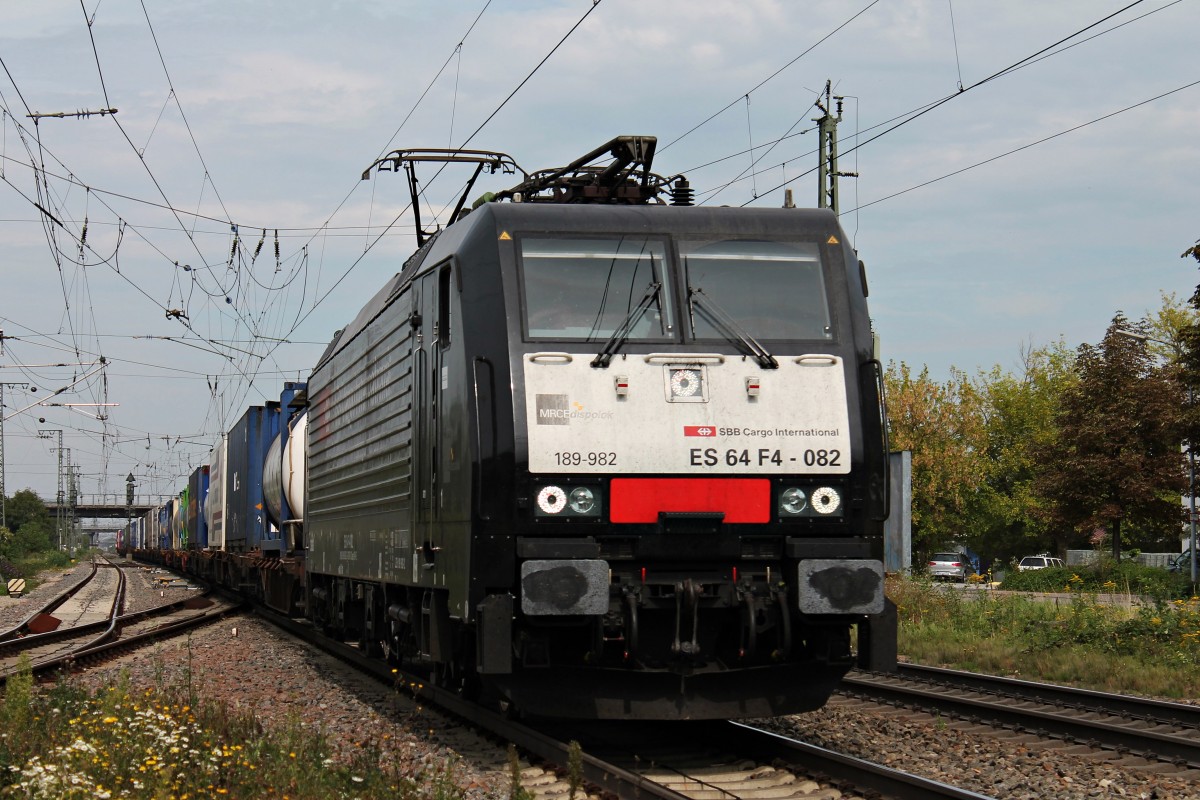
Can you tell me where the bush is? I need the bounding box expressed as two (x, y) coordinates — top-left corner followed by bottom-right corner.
(42, 549), (72, 569)
(0, 556), (22, 581)
(999, 560), (1192, 600)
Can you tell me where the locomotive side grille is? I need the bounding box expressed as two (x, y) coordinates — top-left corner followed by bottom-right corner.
(598, 538), (636, 559)
(740, 537), (782, 559)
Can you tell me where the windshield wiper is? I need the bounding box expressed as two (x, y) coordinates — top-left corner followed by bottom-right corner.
(591, 282), (661, 368)
(688, 287), (779, 369)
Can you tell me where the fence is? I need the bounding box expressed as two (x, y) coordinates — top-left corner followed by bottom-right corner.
(1065, 549), (1180, 569)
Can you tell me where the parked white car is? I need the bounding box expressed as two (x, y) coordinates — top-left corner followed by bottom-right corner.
(1017, 555), (1064, 572)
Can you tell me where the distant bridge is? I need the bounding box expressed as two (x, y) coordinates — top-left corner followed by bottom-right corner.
(44, 499), (156, 520)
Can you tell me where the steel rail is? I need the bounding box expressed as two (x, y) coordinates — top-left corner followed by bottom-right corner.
(0, 559), (100, 642)
(0, 584), (216, 660)
(842, 670), (1200, 769)
(69, 595), (243, 663)
(893, 663), (1200, 728)
(718, 721), (997, 800)
(543, 716), (996, 800)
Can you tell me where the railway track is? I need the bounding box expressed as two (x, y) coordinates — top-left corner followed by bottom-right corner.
(840, 664), (1200, 774)
(547, 718), (999, 800)
(0, 559), (103, 642)
(0, 560), (242, 683)
(256, 604), (996, 799)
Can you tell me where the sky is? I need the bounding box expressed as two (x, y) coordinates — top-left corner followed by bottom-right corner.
(0, 0), (1196, 508)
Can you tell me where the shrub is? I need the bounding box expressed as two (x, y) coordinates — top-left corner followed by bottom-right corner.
(0, 556), (22, 581)
(999, 560), (1192, 600)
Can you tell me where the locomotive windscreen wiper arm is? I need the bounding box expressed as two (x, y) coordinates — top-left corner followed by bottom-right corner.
(688, 287), (779, 369)
(591, 282), (662, 368)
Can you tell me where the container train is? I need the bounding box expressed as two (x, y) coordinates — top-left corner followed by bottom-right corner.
(127, 136), (895, 720)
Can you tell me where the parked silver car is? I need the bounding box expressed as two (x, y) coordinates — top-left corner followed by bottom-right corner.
(927, 552), (970, 582)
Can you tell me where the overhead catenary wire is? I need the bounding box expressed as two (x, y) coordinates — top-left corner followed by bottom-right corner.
(277, 0), (606, 347)
(662, 0), (1179, 209)
(72, 1), (310, 433)
(0, 106), (297, 436)
(842, 78), (1200, 216)
(292, 0), (498, 300)
(742, 0), (1154, 205)
(659, 0), (882, 154)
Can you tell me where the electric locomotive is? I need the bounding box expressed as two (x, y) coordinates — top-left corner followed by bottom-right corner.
(300, 136), (892, 719)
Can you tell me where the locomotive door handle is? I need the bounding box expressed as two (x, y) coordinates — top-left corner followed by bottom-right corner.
(472, 357), (496, 521)
(864, 358), (890, 521)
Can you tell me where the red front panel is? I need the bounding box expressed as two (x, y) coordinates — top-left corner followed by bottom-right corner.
(609, 478), (771, 523)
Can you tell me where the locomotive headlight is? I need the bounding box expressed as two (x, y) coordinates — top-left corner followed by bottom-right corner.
(536, 486), (567, 515)
(779, 487), (808, 516)
(535, 484), (603, 518)
(811, 486), (842, 515)
(665, 365), (707, 402)
(670, 368), (701, 397)
(778, 485), (844, 519)
(569, 486), (596, 514)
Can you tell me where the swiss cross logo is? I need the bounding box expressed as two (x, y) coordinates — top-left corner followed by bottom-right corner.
(684, 425), (717, 437)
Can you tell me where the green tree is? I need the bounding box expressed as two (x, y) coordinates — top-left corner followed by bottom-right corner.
(1035, 315), (1186, 559)
(972, 341), (1076, 563)
(1146, 291), (1197, 356)
(1183, 238), (1200, 263)
(885, 362), (986, 563)
(2, 489), (55, 557)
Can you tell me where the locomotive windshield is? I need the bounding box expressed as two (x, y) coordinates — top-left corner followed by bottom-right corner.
(682, 240), (832, 341)
(520, 237), (673, 340)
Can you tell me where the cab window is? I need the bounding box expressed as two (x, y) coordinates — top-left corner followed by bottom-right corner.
(681, 239), (831, 341)
(519, 237), (672, 341)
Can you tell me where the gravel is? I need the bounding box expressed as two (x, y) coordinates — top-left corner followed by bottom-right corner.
(5, 560), (1200, 799)
(760, 695), (1200, 800)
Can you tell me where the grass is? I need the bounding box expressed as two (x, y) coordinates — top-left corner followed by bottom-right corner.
(891, 574), (1200, 699)
(0, 655), (477, 799)
(0, 549), (84, 597)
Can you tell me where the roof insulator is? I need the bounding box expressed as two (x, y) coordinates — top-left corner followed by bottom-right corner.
(670, 177), (694, 207)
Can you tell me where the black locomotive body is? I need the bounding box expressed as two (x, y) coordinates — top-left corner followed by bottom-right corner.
(302, 152), (891, 718)
(129, 138), (893, 720)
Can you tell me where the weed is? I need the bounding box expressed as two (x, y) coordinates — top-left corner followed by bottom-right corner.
(891, 576), (1200, 698)
(0, 669), (466, 799)
(507, 743), (534, 800)
(567, 739), (584, 800)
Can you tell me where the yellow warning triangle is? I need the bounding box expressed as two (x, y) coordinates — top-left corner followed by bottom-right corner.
(498, 231), (512, 241)
(826, 235), (840, 245)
